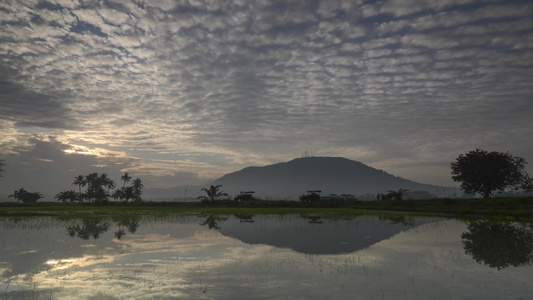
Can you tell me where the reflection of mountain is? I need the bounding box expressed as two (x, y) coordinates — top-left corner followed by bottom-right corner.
(218, 215), (438, 255)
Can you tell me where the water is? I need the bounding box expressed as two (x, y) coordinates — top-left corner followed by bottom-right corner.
(0, 213), (532, 299)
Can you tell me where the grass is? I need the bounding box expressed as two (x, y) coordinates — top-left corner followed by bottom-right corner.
(1, 197), (532, 220)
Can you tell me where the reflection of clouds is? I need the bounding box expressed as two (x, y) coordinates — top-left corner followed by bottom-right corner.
(3, 220), (527, 299)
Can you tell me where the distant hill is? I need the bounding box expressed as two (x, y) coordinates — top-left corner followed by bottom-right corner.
(143, 184), (206, 202)
(212, 157), (457, 200)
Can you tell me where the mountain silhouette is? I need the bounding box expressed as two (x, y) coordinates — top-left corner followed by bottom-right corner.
(212, 156), (455, 199)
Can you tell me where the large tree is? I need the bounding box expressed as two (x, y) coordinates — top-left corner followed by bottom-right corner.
(451, 149), (532, 198)
(9, 188), (43, 203)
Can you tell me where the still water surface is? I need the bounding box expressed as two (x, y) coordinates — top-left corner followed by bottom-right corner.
(1, 213), (532, 299)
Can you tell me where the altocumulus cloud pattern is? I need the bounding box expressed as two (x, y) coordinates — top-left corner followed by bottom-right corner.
(0, 0), (532, 194)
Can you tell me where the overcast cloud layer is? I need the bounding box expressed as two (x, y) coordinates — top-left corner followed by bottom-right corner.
(1, 0), (532, 195)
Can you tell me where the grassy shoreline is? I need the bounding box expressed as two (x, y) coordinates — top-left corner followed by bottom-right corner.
(1, 197), (532, 220)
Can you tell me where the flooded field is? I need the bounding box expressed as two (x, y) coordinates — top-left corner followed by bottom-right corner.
(1, 213), (532, 299)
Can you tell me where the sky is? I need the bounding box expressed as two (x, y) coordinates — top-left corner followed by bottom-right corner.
(1, 0), (532, 197)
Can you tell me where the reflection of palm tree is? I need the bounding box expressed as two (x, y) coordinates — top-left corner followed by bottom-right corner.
(115, 228), (126, 239)
(66, 218), (111, 240)
(200, 215), (228, 229)
(113, 216), (141, 239)
(462, 221), (533, 269)
(198, 185), (228, 202)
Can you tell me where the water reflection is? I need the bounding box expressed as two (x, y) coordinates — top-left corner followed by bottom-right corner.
(200, 214), (228, 229)
(462, 221), (533, 269)
(64, 215), (141, 240)
(66, 217), (111, 240)
(113, 215), (141, 240)
(1, 214), (533, 299)
(218, 214), (430, 255)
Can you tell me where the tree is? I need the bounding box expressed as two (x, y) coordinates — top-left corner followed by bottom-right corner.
(72, 175), (86, 194)
(451, 149), (533, 198)
(0, 159), (5, 178)
(121, 172), (132, 188)
(132, 178), (143, 201)
(99, 173), (116, 194)
(198, 185), (228, 202)
(385, 188), (409, 200)
(9, 188), (27, 203)
(111, 189), (122, 201)
(55, 190), (78, 202)
(84, 172), (107, 202)
(121, 186), (135, 203)
(22, 191), (44, 203)
(9, 188), (43, 203)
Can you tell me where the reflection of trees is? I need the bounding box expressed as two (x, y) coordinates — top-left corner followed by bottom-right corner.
(379, 214), (413, 226)
(462, 221), (533, 269)
(65, 215), (141, 240)
(200, 215), (228, 229)
(234, 213), (255, 223)
(300, 214), (323, 224)
(66, 217), (111, 240)
(113, 215), (141, 240)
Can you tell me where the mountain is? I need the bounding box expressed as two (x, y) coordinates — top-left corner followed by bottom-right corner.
(212, 156), (457, 200)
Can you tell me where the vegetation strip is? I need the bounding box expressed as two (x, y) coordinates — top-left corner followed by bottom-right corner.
(1, 197), (532, 220)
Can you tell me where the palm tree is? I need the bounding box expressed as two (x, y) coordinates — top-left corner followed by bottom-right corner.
(121, 173), (132, 188)
(122, 186), (135, 203)
(23, 192), (43, 203)
(99, 173), (116, 194)
(72, 175), (86, 194)
(132, 178), (143, 200)
(199, 185), (228, 202)
(9, 188), (27, 203)
(84, 173), (100, 202)
(111, 189), (123, 201)
(0, 159), (5, 178)
(10, 190), (43, 203)
(55, 190), (78, 202)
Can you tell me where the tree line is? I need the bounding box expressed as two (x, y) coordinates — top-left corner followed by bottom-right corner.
(58, 172), (143, 203)
(8, 172), (143, 204)
(4, 148), (533, 203)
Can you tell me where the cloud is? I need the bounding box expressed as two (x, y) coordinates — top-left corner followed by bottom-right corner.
(0, 0), (532, 194)
(0, 136), (138, 195)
